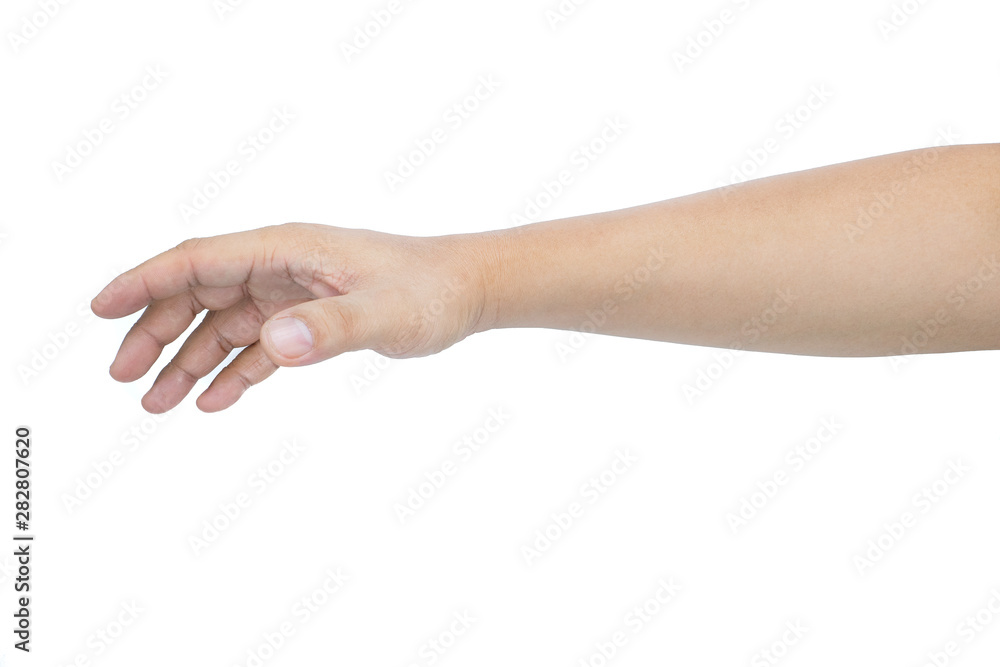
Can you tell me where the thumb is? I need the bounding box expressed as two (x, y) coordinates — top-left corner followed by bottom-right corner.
(260, 293), (396, 366)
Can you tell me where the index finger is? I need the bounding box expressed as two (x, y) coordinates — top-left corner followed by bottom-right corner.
(91, 230), (265, 319)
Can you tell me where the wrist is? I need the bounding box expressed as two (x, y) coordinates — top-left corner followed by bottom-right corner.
(460, 229), (517, 335)
(462, 221), (582, 335)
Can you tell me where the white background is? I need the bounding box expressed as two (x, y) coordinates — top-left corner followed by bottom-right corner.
(3, 0), (1000, 665)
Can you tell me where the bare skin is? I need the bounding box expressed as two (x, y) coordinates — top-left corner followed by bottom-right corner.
(92, 143), (1000, 413)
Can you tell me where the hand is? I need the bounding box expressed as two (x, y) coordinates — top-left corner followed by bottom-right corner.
(92, 223), (495, 413)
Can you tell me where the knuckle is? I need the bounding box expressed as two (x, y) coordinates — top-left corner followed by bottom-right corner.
(134, 323), (167, 348)
(231, 368), (254, 392)
(175, 237), (203, 252)
(318, 299), (358, 345)
(276, 222), (319, 240)
(380, 294), (432, 358)
(165, 358), (199, 384)
(206, 319), (234, 354)
(246, 352), (273, 376)
(333, 304), (358, 342)
(383, 325), (427, 358)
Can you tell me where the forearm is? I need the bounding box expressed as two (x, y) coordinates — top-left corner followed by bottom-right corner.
(474, 143), (1000, 356)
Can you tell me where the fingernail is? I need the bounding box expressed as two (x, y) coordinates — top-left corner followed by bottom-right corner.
(266, 317), (313, 358)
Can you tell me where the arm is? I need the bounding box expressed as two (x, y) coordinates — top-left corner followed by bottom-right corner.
(92, 144), (1000, 412)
